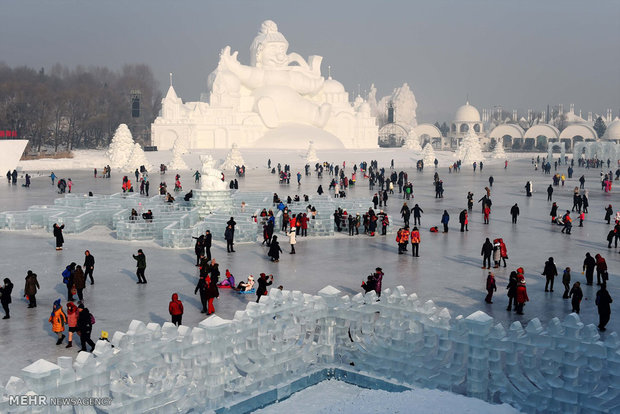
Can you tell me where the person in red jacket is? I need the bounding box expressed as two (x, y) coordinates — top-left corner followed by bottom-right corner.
(169, 293), (184, 326)
(300, 213), (309, 237)
(595, 254), (608, 286)
(515, 270), (529, 315)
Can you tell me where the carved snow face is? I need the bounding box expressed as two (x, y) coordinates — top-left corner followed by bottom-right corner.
(259, 41), (288, 67)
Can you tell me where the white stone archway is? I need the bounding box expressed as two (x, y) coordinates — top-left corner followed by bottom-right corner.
(488, 124), (524, 148)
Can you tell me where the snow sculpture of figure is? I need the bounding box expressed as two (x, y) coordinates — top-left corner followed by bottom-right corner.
(220, 143), (245, 171)
(199, 155), (226, 191)
(402, 129), (422, 151)
(168, 139), (189, 170)
(214, 20), (331, 129)
(306, 140), (319, 164)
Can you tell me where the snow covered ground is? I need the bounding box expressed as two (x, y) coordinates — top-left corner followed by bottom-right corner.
(255, 380), (521, 414)
(1, 147), (618, 412)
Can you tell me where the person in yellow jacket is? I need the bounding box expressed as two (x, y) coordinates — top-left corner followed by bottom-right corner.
(48, 298), (67, 345)
(410, 226), (421, 257)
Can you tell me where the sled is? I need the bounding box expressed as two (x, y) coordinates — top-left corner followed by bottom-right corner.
(237, 288), (256, 294)
(217, 284), (233, 289)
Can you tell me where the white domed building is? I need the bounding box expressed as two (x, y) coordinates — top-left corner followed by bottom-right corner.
(603, 119), (620, 144)
(448, 101), (486, 149)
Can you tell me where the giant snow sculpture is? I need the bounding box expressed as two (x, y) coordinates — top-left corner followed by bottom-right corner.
(152, 20), (378, 150)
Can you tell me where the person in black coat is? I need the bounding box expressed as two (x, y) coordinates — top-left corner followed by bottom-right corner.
(582, 252), (596, 285)
(53, 223), (65, 250)
(569, 282), (583, 314)
(195, 275), (209, 313)
(542, 257), (558, 292)
(76, 304), (95, 352)
(510, 203), (520, 224)
(481, 238), (493, 269)
(549, 202), (558, 223)
(412, 204), (423, 225)
(204, 230), (212, 261)
(192, 235), (205, 265)
(506, 271), (518, 311)
(224, 225), (235, 253)
(0, 278), (13, 319)
(83, 250), (95, 285)
(596, 284), (613, 331)
(268, 235), (282, 262)
(256, 273), (273, 303)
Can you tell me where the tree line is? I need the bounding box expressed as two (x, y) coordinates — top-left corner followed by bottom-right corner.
(0, 63), (161, 152)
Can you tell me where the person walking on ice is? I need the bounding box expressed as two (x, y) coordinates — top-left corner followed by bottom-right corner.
(485, 272), (497, 304)
(133, 249), (147, 284)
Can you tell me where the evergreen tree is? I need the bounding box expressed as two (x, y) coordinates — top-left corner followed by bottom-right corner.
(593, 117), (606, 138)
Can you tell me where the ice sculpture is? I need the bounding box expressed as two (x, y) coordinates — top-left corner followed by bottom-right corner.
(422, 143), (436, 166)
(402, 129), (422, 151)
(124, 142), (152, 172)
(167, 139), (189, 170)
(106, 124), (134, 168)
(152, 20), (378, 149)
(306, 140), (319, 163)
(455, 129), (484, 163)
(219, 143), (245, 171)
(0, 286), (616, 414)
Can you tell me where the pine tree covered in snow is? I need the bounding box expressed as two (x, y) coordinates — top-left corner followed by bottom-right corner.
(492, 139), (506, 159)
(106, 124), (135, 168)
(306, 141), (319, 164)
(125, 143), (152, 172)
(422, 143), (436, 166)
(168, 139), (189, 170)
(220, 143), (245, 170)
(402, 130), (422, 151)
(455, 129), (484, 164)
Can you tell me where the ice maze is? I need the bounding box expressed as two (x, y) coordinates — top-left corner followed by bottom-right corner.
(0, 192), (387, 248)
(1, 286), (618, 413)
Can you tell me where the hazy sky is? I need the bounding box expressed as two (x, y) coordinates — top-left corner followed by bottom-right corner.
(2, 0), (619, 122)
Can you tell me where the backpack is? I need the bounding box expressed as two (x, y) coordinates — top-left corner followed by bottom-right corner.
(62, 268), (71, 284)
(90, 313), (96, 325)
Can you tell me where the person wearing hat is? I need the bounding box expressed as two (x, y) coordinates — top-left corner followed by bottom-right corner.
(76, 304), (95, 352)
(48, 299), (67, 345)
(515, 271), (529, 315)
(256, 273), (273, 303)
(24, 270), (40, 308)
(236, 275), (255, 292)
(169, 293), (184, 326)
(133, 249), (147, 284)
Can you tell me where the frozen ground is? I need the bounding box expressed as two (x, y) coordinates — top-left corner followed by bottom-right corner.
(255, 380), (521, 414)
(1, 148), (618, 403)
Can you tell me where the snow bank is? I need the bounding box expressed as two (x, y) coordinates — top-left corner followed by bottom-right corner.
(257, 380), (520, 414)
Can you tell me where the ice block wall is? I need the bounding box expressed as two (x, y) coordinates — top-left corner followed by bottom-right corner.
(0, 286), (618, 414)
